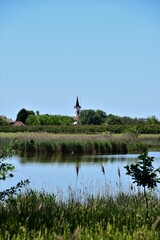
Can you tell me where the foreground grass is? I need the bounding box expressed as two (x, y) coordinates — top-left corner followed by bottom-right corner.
(0, 190), (160, 239)
(0, 132), (160, 154)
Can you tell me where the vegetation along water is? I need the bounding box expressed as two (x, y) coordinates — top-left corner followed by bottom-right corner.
(0, 132), (160, 155)
(0, 133), (160, 239)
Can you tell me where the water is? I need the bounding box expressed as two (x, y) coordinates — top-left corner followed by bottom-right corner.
(1, 152), (160, 198)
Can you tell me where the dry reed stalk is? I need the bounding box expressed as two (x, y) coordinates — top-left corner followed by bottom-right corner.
(54, 227), (79, 240)
(151, 215), (160, 231)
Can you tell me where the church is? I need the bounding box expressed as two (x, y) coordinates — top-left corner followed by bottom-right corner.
(73, 96), (81, 124)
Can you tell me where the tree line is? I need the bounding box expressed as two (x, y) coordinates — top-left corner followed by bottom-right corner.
(0, 108), (159, 126)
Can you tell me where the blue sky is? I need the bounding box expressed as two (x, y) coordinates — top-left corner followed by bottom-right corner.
(0, 0), (160, 120)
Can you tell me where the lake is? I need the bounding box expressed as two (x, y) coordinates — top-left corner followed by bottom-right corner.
(1, 152), (160, 199)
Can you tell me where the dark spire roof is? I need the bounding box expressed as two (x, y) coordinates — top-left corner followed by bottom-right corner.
(74, 96), (81, 108)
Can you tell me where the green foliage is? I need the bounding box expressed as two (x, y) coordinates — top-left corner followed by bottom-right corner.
(125, 152), (160, 219)
(26, 114), (40, 125)
(121, 116), (146, 125)
(0, 123), (160, 134)
(19, 108), (160, 127)
(11, 139), (129, 155)
(146, 116), (159, 124)
(26, 140), (36, 152)
(95, 109), (107, 122)
(0, 141), (29, 201)
(79, 109), (106, 125)
(106, 114), (123, 125)
(0, 191), (160, 239)
(38, 114), (59, 125)
(1, 131), (160, 154)
(0, 141), (16, 181)
(16, 108), (35, 124)
(37, 141), (54, 153)
(120, 116), (135, 125)
(125, 152), (160, 190)
(0, 180), (29, 202)
(125, 125), (141, 141)
(125, 125), (141, 135)
(0, 116), (9, 126)
(25, 114), (73, 126)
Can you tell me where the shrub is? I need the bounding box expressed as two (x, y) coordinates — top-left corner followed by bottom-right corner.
(0, 141), (29, 201)
(125, 152), (160, 219)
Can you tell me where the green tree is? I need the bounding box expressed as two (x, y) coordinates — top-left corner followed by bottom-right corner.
(60, 116), (73, 125)
(26, 114), (73, 126)
(133, 117), (146, 125)
(38, 114), (55, 125)
(79, 109), (106, 125)
(0, 116), (9, 126)
(121, 116), (136, 125)
(26, 115), (40, 125)
(106, 114), (123, 125)
(124, 152), (160, 219)
(95, 110), (106, 123)
(146, 116), (159, 124)
(125, 125), (141, 140)
(16, 108), (35, 124)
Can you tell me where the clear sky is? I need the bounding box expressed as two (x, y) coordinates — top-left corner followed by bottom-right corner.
(0, 0), (160, 120)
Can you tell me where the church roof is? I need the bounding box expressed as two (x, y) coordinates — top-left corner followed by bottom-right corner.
(74, 96), (81, 108)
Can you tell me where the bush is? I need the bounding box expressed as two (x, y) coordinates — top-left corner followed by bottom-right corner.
(0, 124), (160, 134)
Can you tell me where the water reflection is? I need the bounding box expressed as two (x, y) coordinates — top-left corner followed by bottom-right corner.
(18, 152), (139, 181)
(2, 152), (160, 197)
(19, 152), (87, 163)
(100, 163), (105, 175)
(19, 152), (139, 164)
(76, 162), (79, 178)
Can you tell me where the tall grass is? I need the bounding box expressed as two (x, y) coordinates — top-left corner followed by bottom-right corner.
(1, 141), (160, 239)
(0, 190), (160, 239)
(0, 133), (159, 153)
(11, 139), (130, 155)
(13, 138), (159, 155)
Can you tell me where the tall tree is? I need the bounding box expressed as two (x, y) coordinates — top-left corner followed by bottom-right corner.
(146, 116), (159, 124)
(106, 114), (123, 125)
(79, 109), (106, 125)
(16, 108), (35, 124)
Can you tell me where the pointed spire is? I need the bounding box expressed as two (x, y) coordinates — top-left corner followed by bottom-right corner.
(74, 96), (81, 108)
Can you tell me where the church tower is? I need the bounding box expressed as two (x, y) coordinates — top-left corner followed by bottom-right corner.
(74, 96), (81, 122)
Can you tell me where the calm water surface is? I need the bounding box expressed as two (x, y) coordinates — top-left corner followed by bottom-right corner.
(2, 152), (160, 198)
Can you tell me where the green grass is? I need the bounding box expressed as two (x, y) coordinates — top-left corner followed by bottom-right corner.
(0, 190), (160, 239)
(1, 135), (160, 239)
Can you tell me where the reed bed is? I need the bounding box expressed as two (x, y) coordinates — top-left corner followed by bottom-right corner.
(11, 139), (128, 155)
(0, 139), (160, 239)
(0, 132), (159, 154)
(0, 190), (160, 239)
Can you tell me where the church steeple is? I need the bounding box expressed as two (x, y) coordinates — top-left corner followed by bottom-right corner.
(74, 96), (81, 109)
(74, 96), (81, 121)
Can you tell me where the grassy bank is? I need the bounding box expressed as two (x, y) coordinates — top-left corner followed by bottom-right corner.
(0, 190), (160, 239)
(0, 132), (160, 155)
(1, 136), (160, 239)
